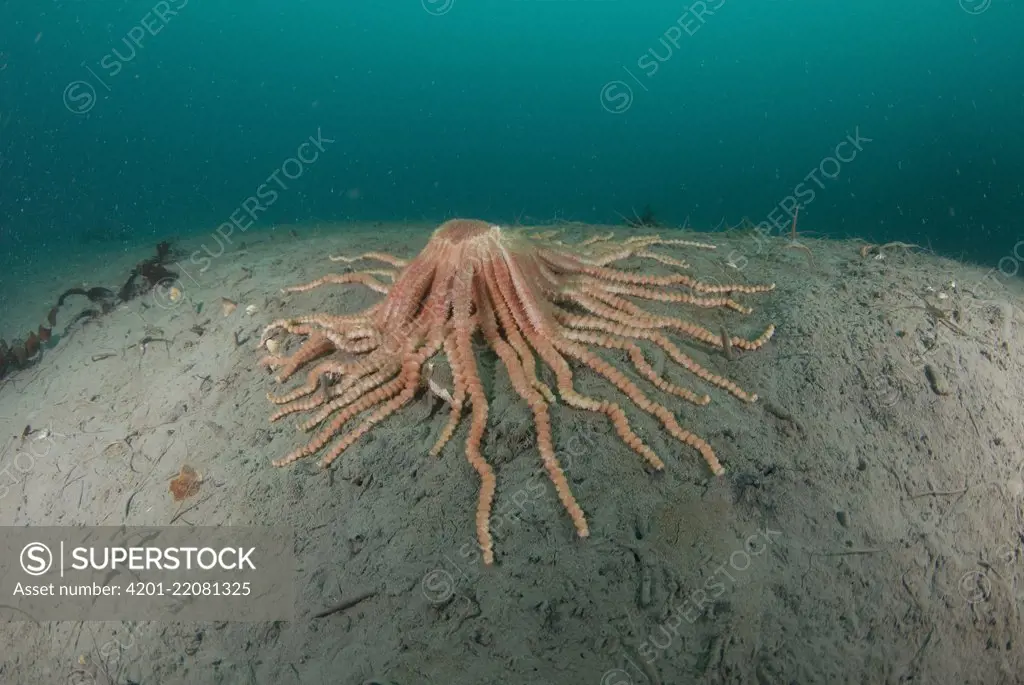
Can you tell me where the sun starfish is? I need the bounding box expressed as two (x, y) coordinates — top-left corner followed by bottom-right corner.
(259, 219), (775, 564)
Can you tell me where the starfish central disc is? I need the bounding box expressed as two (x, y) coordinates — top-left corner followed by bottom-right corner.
(433, 218), (496, 244)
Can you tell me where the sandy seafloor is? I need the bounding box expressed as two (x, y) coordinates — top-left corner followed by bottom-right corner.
(1, 220), (1024, 685)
